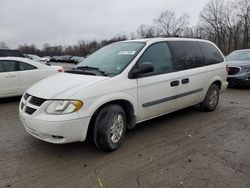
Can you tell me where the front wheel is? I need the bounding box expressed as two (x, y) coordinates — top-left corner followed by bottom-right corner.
(200, 84), (220, 111)
(93, 104), (126, 151)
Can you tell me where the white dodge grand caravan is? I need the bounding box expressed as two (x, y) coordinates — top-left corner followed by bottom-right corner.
(19, 38), (228, 151)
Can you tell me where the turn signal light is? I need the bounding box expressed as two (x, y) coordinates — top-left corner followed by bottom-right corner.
(226, 65), (229, 73)
(57, 68), (64, 73)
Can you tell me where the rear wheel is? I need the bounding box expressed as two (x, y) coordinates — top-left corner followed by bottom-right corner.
(200, 84), (220, 111)
(93, 104), (126, 151)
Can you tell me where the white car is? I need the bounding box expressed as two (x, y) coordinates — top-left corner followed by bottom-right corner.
(19, 38), (228, 151)
(0, 57), (63, 98)
(25, 54), (50, 65)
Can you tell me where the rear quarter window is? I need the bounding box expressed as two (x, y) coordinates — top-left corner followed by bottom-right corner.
(198, 42), (224, 65)
(18, 61), (37, 71)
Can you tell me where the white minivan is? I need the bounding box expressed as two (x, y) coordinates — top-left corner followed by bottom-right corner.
(19, 38), (228, 151)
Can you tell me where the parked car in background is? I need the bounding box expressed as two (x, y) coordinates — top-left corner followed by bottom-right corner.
(19, 38), (228, 151)
(50, 55), (72, 63)
(25, 54), (51, 65)
(0, 49), (25, 58)
(0, 57), (63, 98)
(76, 57), (85, 64)
(69, 56), (85, 64)
(69, 56), (79, 63)
(50, 56), (59, 62)
(42, 56), (51, 62)
(226, 49), (250, 86)
(61, 55), (72, 62)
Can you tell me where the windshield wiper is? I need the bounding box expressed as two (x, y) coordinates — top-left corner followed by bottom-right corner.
(74, 66), (107, 76)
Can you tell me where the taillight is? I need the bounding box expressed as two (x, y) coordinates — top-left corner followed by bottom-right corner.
(57, 68), (64, 73)
(226, 65), (229, 73)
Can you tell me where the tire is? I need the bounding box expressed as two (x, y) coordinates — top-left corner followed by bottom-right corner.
(93, 104), (126, 151)
(200, 84), (220, 111)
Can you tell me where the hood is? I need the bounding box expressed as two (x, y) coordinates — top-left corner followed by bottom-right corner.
(27, 72), (109, 99)
(226, 60), (250, 67)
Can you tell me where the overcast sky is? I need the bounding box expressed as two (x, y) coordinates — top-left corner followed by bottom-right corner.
(0, 0), (210, 49)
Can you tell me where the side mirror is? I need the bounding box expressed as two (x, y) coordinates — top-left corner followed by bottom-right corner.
(131, 62), (154, 78)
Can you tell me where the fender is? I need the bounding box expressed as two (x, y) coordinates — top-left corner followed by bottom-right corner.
(87, 92), (138, 118)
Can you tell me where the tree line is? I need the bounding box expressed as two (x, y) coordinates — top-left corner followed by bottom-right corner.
(136, 0), (250, 54)
(17, 35), (127, 57)
(2, 0), (250, 56)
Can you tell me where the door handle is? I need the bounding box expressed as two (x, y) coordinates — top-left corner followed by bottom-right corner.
(5, 74), (16, 78)
(182, 78), (189, 84)
(170, 80), (179, 87)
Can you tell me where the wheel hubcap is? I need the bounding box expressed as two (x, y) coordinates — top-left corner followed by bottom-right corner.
(209, 90), (218, 108)
(110, 114), (124, 144)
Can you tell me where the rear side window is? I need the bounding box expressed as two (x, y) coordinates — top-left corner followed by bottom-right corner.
(18, 61), (37, 71)
(198, 42), (224, 65)
(168, 41), (204, 71)
(0, 60), (17, 72)
(138, 42), (173, 75)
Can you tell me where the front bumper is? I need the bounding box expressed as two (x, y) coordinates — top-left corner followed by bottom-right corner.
(227, 73), (250, 86)
(20, 110), (91, 144)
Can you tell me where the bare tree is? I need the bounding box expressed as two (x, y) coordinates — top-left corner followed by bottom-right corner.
(222, 1), (242, 52)
(18, 44), (40, 55)
(136, 24), (155, 38)
(199, 0), (227, 50)
(154, 10), (190, 37)
(129, 32), (137, 40)
(43, 43), (51, 56)
(0, 42), (8, 49)
(198, 0), (250, 53)
(234, 0), (250, 48)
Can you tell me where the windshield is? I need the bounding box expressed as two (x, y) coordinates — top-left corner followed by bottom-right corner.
(227, 50), (250, 61)
(76, 42), (145, 76)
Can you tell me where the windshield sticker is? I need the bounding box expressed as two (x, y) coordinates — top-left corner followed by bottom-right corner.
(118, 51), (136, 55)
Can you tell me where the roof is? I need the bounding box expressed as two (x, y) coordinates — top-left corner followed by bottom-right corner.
(232, 49), (250, 52)
(0, 57), (29, 61)
(120, 37), (212, 44)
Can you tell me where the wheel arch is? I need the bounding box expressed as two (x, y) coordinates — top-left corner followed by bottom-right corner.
(207, 76), (223, 91)
(211, 80), (222, 90)
(85, 95), (137, 141)
(201, 76), (223, 102)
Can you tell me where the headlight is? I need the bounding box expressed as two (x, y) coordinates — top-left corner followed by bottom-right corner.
(46, 100), (83, 115)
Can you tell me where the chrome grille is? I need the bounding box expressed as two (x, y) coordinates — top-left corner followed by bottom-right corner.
(21, 93), (46, 115)
(24, 93), (30, 100)
(228, 67), (240, 75)
(25, 106), (36, 115)
(29, 96), (46, 106)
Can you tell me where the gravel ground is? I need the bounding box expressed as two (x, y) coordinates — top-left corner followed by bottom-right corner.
(0, 88), (249, 188)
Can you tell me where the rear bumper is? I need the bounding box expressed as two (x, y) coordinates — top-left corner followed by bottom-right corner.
(20, 110), (91, 144)
(221, 81), (228, 92)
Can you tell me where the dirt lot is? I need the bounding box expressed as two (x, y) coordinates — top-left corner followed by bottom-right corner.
(0, 88), (249, 188)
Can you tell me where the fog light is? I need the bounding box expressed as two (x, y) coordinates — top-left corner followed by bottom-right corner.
(52, 135), (64, 139)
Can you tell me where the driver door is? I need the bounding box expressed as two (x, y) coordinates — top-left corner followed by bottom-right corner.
(136, 42), (181, 121)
